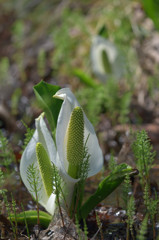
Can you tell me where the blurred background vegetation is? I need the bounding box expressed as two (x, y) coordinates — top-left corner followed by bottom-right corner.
(0, 0), (159, 149)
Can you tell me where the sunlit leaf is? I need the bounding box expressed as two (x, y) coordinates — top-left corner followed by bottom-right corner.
(79, 163), (138, 219)
(10, 210), (52, 228)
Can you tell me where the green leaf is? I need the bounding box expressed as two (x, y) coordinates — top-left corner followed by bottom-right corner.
(33, 81), (62, 132)
(79, 163), (138, 219)
(142, 0), (159, 30)
(10, 210), (52, 228)
(73, 69), (99, 88)
(98, 25), (108, 39)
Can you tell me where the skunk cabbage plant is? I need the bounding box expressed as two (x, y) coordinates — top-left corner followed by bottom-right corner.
(91, 36), (124, 82)
(20, 88), (103, 216)
(20, 114), (56, 215)
(17, 81), (135, 227)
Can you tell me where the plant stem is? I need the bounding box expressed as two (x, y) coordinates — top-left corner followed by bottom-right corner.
(33, 177), (40, 226)
(126, 223), (129, 240)
(21, 204), (30, 240)
(57, 194), (65, 227)
(153, 218), (156, 240)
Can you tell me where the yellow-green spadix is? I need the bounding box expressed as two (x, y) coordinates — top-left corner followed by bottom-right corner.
(67, 106), (84, 179)
(20, 88), (103, 216)
(36, 142), (53, 197)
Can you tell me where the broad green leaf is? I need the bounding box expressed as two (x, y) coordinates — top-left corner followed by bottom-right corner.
(142, 0), (159, 30)
(10, 210), (52, 228)
(73, 69), (99, 88)
(79, 163), (138, 219)
(33, 81), (62, 132)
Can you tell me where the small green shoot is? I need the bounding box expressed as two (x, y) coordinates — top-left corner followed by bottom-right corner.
(122, 174), (132, 208)
(2, 193), (18, 240)
(21, 203), (30, 239)
(132, 130), (155, 187)
(75, 214), (83, 240)
(0, 169), (7, 196)
(11, 194), (18, 238)
(95, 212), (103, 240)
(126, 195), (135, 240)
(143, 183), (159, 239)
(122, 174), (135, 240)
(108, 154), (117, 172)
(0, 130), (15, 171)
(137, 214), (148, 240)
(52, 164), (65, 227)
(83, 219), (88, 240)
(27, 163), (42, 226)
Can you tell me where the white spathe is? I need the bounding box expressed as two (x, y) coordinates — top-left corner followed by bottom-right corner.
(54, 88), (103, 177)
(91, 36), (125, 82)
(20, 114), (56, 215)
(20, 88), (103, 215)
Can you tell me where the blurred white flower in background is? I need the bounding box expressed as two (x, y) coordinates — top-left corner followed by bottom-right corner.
(91, 36), (125, 82)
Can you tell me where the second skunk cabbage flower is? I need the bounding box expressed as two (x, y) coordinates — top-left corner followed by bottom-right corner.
(91, 36), (125, 82)
(20, 114), (56, 215)
(54, 88), (103, 180)
(20, 88), (103, 215)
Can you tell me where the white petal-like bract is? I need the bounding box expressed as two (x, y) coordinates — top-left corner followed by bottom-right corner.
(54, 88), (103, 178)
(91, 36), (125, 81)
(20, 114), (56, 215)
